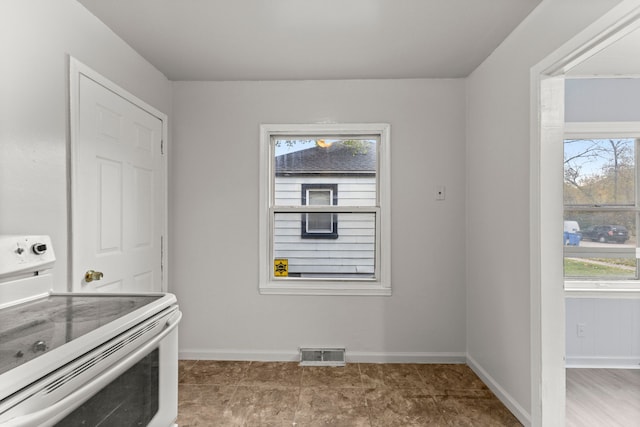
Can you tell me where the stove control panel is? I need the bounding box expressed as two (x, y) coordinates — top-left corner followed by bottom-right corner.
(0, 235), (55, 280)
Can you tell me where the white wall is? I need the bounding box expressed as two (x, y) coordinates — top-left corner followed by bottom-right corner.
(566, 297), (640, 366)
(565, 77), (640, 367)
(466, 0), (621, 423)
(171, 79), (467, 361)
(0, 0), (172, 291)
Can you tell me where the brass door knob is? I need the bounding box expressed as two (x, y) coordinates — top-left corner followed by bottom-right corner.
(85, 270), (104, 283)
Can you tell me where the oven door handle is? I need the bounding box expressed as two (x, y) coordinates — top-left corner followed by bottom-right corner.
(4, 309), (182, 427)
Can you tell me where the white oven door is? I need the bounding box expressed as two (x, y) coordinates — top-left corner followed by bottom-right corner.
(0, 306), (181, 427)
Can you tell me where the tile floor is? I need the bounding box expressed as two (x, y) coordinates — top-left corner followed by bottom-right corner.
(178, 360), (522, 426)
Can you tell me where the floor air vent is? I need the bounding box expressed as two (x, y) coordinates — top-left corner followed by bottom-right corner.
(299, 348), (346, 366)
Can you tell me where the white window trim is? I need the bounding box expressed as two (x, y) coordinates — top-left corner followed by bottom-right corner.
(259, 123), (391, 296)
(564, 121), (640, 293)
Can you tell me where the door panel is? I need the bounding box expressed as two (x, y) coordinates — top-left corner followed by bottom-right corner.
(134, 167), (153, 248)
(98, 158), (123, 253)
(74, 73), (163, 292)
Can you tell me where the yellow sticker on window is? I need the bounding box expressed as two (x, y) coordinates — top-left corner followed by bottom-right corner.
(274, 259), (288, 277)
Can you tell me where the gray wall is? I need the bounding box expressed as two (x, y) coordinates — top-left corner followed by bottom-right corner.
(0, 0), (171, 292)
(466, 0), (621, 422)
(171, 79), (468, 361)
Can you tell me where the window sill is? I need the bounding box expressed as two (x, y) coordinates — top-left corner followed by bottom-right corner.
(259, 281), (392, 296)
(565, 280), (640, 298)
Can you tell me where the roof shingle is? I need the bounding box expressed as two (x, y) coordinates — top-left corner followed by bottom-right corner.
(275, 141), (376, 174)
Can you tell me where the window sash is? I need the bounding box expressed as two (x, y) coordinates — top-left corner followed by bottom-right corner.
(271, 204), (380, 281)
(272, 211), (377, 280)
(271, 135), (380, 208)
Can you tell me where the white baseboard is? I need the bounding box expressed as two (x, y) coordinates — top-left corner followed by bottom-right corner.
(179, 348), (466, 364)
(566, 356), (640, 369)
(466, 355), (531, 427)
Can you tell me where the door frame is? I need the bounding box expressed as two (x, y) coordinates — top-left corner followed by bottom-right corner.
(530, 2), (640, 425)
(68, 57), (169, 292)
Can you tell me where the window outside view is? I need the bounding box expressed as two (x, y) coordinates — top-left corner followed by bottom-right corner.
(564, 138), (639, 281)
(272, 137), (378, 280)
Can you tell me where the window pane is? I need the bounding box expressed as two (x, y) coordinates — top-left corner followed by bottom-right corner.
(564, 255), (637, 279)
(273, 212), (375, 279)
(564, 138), (636, 206)
(563, 211), (635, 247)
(308, 190), (330, 206)
(563, 210), (637, 279)
(274, 138), (377, 207)
(307, 213), (333, 232)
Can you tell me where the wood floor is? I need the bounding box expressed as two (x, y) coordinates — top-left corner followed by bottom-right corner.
(566, 368), (640, 427)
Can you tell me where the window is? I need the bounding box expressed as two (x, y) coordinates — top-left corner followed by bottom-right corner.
(563, 122), (640, 291)
(259, 123), (391, 295)
(302, 184), (338, 238)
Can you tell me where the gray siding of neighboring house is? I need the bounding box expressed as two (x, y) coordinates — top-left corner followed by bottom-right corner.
(274, 176), (376, 276)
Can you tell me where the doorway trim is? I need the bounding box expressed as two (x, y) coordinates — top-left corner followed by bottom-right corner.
(530, 1), (640, 425)
(68, 57), (169, 292)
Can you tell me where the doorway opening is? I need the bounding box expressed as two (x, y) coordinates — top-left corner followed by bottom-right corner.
(532, 3), (640, 426)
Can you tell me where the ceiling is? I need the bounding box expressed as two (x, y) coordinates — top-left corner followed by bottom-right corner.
(77, 0), (542, 81)
(567, 26), (640, 77)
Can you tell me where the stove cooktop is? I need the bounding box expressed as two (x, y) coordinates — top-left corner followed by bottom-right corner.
(0, 294), (160, 375)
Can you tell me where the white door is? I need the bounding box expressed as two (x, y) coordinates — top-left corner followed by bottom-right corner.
(71, 66), (165, 292)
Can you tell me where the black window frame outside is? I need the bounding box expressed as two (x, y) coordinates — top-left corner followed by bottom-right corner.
(301, 184), (338, 239)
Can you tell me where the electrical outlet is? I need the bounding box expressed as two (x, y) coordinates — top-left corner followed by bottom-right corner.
(577, 323), (586, 338)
